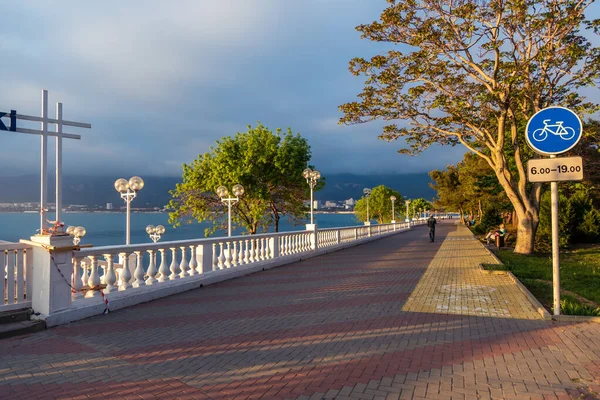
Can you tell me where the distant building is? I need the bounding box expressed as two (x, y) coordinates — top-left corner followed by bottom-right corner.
(313, 200), (319, 210)
(106, 203), (114, 210)
(324, 201), (337, 208)
(345, 198), (355, 206)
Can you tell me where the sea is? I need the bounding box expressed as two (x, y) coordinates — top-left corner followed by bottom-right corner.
(0, 212), (360, 248)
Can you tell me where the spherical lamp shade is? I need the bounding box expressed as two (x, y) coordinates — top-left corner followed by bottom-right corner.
(363, 188), (371, 195)
(311, 170), (321, 180)
(302, 168), (312, 179)
(216, 186), (228, 198)
(232, 184), (244, 197)
(74, 226), (86, 238)
(146, 225), (155, 234)
(129, 176), (144, 191)
(156, 225), (166, 234)
(114, 178), (129, 193)
(390, 196), (397, 201)
(66, 226), (75, 235)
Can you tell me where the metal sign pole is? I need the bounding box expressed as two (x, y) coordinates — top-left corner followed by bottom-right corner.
(40, 90), (48, 232)
(55, 102), (63, 226)
(550, 158), (560, 315)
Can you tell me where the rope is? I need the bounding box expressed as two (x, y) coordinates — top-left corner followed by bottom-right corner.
(45, 246), (109, 314)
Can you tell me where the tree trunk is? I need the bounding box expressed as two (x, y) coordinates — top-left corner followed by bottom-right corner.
(274, 215), (280, 233)
(478, 199), (483, 222)
(459, 207), (465, 224)
(514, 208), (538, 254)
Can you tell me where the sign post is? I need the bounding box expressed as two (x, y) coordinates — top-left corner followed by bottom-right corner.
(1, 90), (91, 234)
(526, 106), (583, 316)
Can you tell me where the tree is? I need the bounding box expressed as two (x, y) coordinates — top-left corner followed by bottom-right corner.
(168, 123), (316, 235)
(407, 198), (432, 220)
(354, 185), (404, 223)
(339, 1), (600, 254)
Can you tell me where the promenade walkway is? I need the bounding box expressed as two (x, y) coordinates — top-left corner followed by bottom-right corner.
(1, 222), (600, 399)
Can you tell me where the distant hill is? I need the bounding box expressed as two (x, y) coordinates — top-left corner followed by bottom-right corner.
(0, 173), (436, 207)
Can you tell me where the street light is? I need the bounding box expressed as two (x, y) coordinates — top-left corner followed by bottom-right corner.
(217, 184), (244, 237)
(390, 196), (397, 223)
(114, 176), (144, 245)
(405, 200), (411, 222)
(302, 168), (321, 225)
(146, 225), (165, 243)
(66, 225), (86, 245)
(363, 188), (372, 225)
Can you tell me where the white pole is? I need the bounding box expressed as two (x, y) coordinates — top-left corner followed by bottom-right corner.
(55, 102), (63, 226)
(227, 200), (232, 237)
(126, 195), (131, 245)
(366, 198), (370, 222)
(40, 90), (48, 233)
(392, 200), (395, 221)
(310, 186), (314, 225)
(550, 155), (560, 316)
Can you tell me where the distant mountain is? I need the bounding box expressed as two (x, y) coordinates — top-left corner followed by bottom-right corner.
(0, 173), (436, 207)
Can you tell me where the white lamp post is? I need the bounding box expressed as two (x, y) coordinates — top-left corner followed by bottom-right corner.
(217, 184), (244, 237)
(302, 168), (321, 226)
(363, 188), (372, 225)
(66, 225), (86, 245)
(114, 176), (144, 245)
(146, 225), (165, 243)
(390, 196), (396, 223)
(405, 200), (411, 222)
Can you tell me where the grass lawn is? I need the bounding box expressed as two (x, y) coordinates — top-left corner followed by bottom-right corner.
(492, 246), (600, 315)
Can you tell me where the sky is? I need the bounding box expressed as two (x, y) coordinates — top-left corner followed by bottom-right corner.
(1, 0), (582, 178)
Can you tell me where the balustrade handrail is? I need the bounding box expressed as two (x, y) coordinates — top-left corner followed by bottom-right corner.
(74, 222), (405, 258)
(0, 243), (32, 251)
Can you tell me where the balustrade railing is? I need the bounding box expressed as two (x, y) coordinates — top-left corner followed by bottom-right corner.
(72, 222), (410, 302)
(1, 242), (33, 312)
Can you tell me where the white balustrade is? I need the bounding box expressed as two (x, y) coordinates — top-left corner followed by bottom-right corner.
(0, 243), (32, 312)
(68, 222), (410, 307)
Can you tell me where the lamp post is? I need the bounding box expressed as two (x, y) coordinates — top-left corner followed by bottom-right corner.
(66, 225), (86, 245)
(390, 196), (396, 223)
(363, 188), (372, 225)
(146, 225), (165, 243)
(217, 184), (244, 237)
(405, 200), (411, 222)
(114, 176), (144, 245)
(302, 168), (321, 226)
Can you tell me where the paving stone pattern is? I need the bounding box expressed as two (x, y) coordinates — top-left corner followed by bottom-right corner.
(1, 222), (600, 399)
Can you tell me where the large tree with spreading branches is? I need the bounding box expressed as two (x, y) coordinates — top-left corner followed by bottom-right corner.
(339, 0), (600, 254)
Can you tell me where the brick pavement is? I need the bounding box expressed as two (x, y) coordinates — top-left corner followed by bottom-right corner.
(1, 222), (599, 399)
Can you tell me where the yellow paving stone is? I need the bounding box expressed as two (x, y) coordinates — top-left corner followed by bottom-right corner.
(402, 225), (540, 320)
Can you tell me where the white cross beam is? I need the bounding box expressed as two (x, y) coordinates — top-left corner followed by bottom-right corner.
(0, 89), (91, 234)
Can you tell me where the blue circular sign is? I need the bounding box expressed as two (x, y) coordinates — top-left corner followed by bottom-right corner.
(525, 107), (582, 155)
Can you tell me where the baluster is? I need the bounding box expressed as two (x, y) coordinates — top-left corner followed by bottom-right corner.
(146, 250), (157, 285)
(294, 235), (299, 253)
(119, 252), (132, 290)
(231, 241), (238, 267)
(81, 258), (89, 287)
(179, 247), (189, 278)
(188, 245), (197, 275)
(86, 256), (101, 298)
(132, 251), (145, 288)
(249, 240), (255, 263)
(254, 239), (260, 260)
(169, 247), (179, 279)
(158, 248), (169, 282)
(244, 240), (250, 264)
(71, 257), (84, 300)
(265, 238), (271, 259)
(103, 254), (117, 293)
(212, 243), (218, 271)
(224, 242), (232, 268)
(237, 240), (244, 264)
(217, 242), (225, 269)
(257, 238), (263, 260)
(279, 237), (285, 256)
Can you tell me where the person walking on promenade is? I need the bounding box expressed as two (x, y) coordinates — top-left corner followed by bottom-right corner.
(427, 215), (437, 242)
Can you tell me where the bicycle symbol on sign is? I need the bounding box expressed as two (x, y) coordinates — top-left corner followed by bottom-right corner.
(532, 119), (576, 142)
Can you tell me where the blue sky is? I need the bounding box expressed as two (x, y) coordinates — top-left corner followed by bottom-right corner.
(1, 0), (566, 177)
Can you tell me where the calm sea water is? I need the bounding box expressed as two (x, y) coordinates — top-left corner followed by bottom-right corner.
(0, 212), (361, 247)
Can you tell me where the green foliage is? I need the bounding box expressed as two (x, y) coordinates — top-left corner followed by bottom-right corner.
(354, 185), (404, 223)
(473, 205), (503, 235)
(168, 123), (316, 236)
(560, 299), (600, 316)
(536, 185), (600, 250)
(340, 0), (600, 254)
(496, 248), (600, 306)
